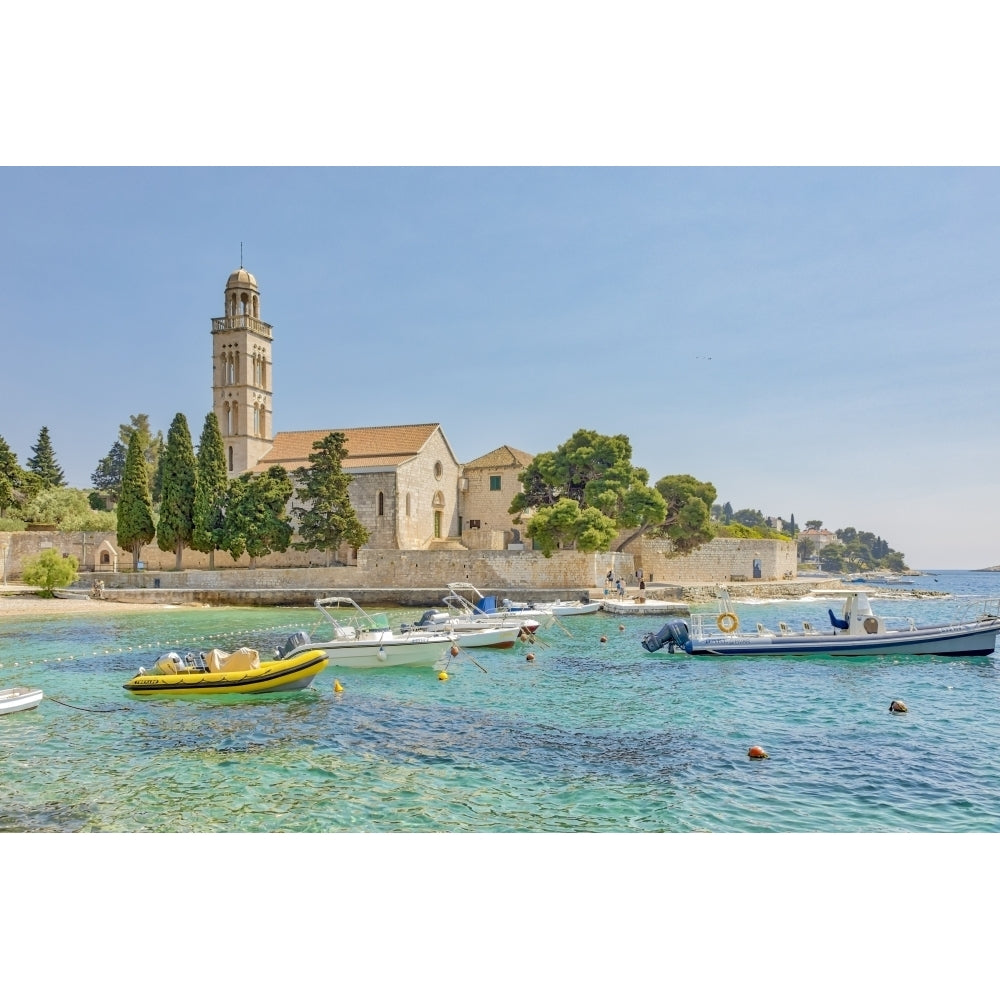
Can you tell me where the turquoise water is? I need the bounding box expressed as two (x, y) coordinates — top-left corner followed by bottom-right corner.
(3, 571), (1000, 832)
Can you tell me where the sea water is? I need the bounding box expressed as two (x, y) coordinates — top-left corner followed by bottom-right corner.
(2, 570), (1000, 833)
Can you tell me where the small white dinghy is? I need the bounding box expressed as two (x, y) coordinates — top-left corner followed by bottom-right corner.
(0, 687), (44, 716)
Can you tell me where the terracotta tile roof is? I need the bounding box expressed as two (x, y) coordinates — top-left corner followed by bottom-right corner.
(252, 423), (441, 474)
(463, 444), (534, 470)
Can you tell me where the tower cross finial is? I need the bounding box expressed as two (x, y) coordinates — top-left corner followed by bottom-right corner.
(240, 241), (243, 268)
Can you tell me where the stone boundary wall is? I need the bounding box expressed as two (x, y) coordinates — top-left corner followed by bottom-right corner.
(625, 537), (797, 583)
(1, 530), (794, 589)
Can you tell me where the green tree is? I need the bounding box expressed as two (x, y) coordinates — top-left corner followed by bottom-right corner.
(191, 412), (229, 570)
(91, 440), (128, 507)
(21, 549), (79, 597)
(156, 413), (198, 569)
(510, 429), (634, 516)
(0, 434), (25, 518)
(805, 519), (823, 530)
(649, 474), (717, 554)
(26, 426), (66, 488)
(221, 467), (294, 567)
(21, 487), (116, 531)
(524, 497), (617, 557)
(116, 431), (156, 569)
(291, 432), (370, 564)
(119, 414), (164, 503)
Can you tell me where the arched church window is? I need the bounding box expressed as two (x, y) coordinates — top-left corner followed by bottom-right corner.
(225, 402), (232, 436)
(232, 401), (239, 433)
(253, 405), (260, 436)
(228, 446), (234, 472)
(405, 493), (411, 517)
(252, 294), (259, 318)
(234, 351), (240, 382)
(377, 491), (385, 516)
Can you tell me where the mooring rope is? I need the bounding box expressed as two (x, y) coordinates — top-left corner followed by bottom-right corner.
(43, 696), (130, 713)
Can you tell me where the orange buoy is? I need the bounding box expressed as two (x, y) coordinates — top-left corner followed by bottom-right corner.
(747, 745), (769, 759)
(526, 652), (535, 662)
(450, 645), (460, 657)
(600, 635), (608, 643)
(889, 700), (908, 713)
(438, 670), (449, 681)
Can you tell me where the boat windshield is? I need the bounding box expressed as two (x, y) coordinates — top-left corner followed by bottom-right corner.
(854, 593), (874, 617)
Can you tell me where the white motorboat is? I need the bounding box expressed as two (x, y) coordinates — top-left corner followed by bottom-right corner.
(501, 598), (602, 617)
(401, 610), (526, 649)
(642, 588), (1000, 657)
(294, 597), (455, 668)
(443, 582), (553, 631)
(0, 687), (44, 716)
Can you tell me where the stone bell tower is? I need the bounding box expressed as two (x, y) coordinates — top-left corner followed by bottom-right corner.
(211, 266), (274, 475)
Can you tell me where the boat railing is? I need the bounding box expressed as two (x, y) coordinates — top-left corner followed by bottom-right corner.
(314, 596), (392, 638)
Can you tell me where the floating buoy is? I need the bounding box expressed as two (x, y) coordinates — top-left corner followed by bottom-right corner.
(450, 645), (460, 657)
(618, 624), (625, 631)
(333, 680), (344, 693)
(526, 652), (535, 662)
(748, 745), (769, 759)
(438, 670), (449, 681)
(376, 646), (387, 662)
(600, 635), (608, 643)
(889, 700), (908, 713)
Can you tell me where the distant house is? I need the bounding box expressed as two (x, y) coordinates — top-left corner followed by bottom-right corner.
(799, 527), (837, 551)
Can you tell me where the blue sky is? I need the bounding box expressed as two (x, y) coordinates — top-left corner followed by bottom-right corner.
(2, 166), (998, 568)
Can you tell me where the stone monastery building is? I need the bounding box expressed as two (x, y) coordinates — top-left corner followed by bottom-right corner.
(213, 267), (531, 559)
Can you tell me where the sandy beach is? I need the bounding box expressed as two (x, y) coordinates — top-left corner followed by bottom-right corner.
(0, 588), (185, 618)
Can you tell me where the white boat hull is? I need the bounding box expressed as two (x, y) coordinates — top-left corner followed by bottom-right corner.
(300, 633), (452, 669)
(0, 687), (44, 715)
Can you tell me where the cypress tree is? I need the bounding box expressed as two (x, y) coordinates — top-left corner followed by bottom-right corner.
(27, 426), (66, 488)
(156, 413), (198, 569)
(221, 467), (293, 568)
(116, 431), (155, 569)
(191, 412), (228, 570)
(0, 434), (25, 518)
(291, 432), (369, 566)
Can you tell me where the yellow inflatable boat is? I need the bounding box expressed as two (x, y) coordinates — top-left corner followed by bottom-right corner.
(123, 636), (329, 695)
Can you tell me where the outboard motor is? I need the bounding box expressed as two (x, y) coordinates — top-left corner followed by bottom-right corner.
(641, 620), (689, 653)
(277, 630), (311, 659)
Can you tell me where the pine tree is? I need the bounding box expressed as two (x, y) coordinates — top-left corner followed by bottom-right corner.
(291, 432), (369, 565)
(191, 412), (228, 569)
(91, 440), (128, 507)
(27, 426), (66, 488)
(116, 431), (155, 569)
(156, 413), (198, 569)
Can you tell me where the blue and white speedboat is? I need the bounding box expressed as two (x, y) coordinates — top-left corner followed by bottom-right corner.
(642, 588), (1000, 657)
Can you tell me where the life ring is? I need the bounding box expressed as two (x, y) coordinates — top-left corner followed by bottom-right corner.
(717, 612), (739, 633)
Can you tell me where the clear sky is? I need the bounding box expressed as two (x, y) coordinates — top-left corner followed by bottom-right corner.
(3, 8), (999, 571)
(3, 166), (998, 569)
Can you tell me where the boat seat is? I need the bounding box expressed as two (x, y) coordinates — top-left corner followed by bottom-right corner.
(778, 622), (793, 635)
(802, 622), (815, 634)
(828, 609), (849, 630)
(756, 623), (775, 636)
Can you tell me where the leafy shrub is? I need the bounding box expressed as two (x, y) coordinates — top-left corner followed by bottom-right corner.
(21, 549), (79, 597)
